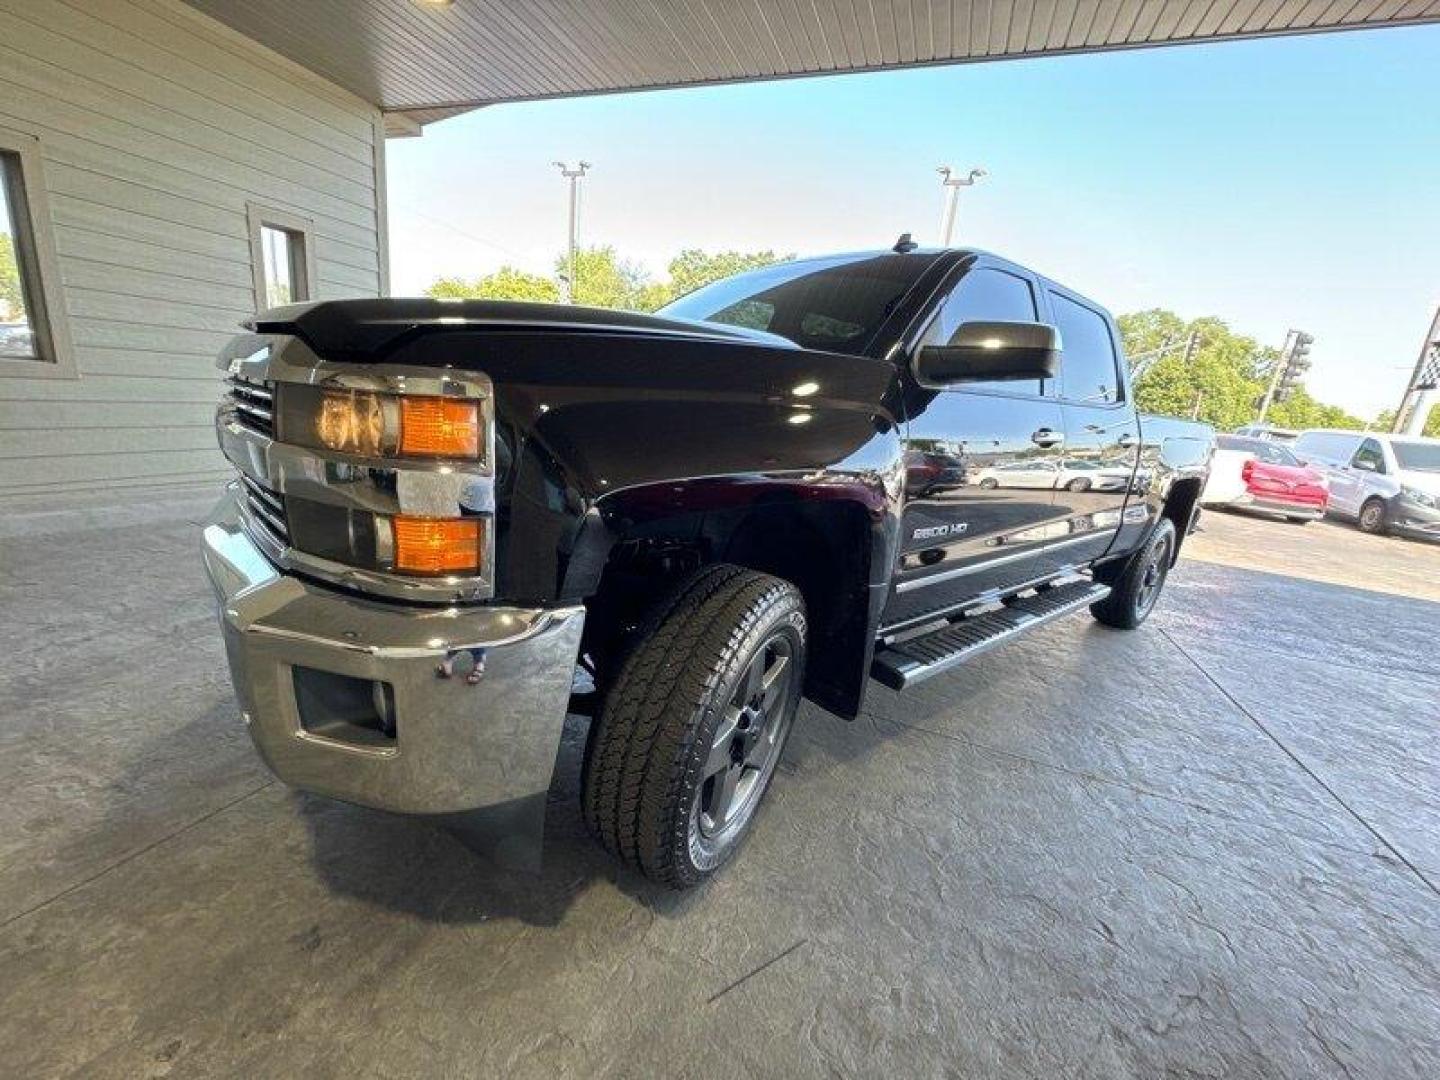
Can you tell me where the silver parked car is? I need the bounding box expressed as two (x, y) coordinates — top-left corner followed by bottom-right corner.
(1291, 429), (1440, 540)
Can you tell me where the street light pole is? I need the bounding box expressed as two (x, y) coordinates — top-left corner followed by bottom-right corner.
(936, 165), (986, 246)
(553, 160), (591, 303)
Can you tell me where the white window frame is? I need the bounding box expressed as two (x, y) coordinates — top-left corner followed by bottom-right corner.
(0, 124), (77, 380)
(246, 203), (317, 311)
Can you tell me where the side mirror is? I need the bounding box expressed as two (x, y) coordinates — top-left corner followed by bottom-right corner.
(915, 321), (1062, 387)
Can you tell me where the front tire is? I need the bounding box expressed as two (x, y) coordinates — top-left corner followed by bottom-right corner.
(581, 565), (806, 888)
(1090, 518), (1176, 629)
(1066, 477), (1091, 492)
(1357, 498), (1387, 535)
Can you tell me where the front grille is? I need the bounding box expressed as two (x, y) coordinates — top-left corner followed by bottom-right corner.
(225, 375), (275, 438)
(240, 474), (289, 547)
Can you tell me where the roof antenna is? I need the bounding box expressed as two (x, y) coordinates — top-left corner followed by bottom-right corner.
(893, 232), (918, 254)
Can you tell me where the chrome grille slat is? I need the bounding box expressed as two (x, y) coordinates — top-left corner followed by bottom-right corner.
(239, 475), (289, 544)
(225, 376), (275, 438)
(240, 474), (285, 517)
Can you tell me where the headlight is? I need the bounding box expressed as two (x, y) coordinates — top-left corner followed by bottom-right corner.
(281, 385), (487, 463)
(1400, 486), (1437, 509)
(316, 389), (389, 456)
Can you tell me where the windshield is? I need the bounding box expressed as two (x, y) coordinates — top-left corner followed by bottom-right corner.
(1391, 439), (1440, 472)
(658, 253), (934, 355)
(1218, 435), (1299, 466)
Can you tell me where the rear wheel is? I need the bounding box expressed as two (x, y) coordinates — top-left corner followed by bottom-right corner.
(1066, 477), (1091, 492)
(1357, 498), (1387, 535)
(581, 565), (805, 888)
(1090, 518), (1176, 629)
(978, 478), (999, 490)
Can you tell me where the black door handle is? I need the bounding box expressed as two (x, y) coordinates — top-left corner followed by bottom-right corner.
(1031, 428), (1064, 448)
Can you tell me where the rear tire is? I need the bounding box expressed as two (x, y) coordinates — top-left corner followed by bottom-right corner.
(1357, 498), (1387, 535)
(581, 565), (806, 888)
(1090, 518), (1176, 630)
(1066, 477), (1091, 492)
(978, 478), (998, 490)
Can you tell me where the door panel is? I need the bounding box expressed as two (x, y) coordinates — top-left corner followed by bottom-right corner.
(885, 261), (1068, 629)
(1041, 290), (1137, 573)
(1051, 406), (1140, 570)
(888, 392), (1068, 625)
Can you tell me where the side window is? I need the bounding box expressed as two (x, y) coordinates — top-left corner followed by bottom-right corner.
(247, 203), (316, 310)
(920, 267), (1046, 395)
(1298, 433), (1345, 462)
(1351, 439), (1386, 474)
(1, 126), (75, 378)
(1049, 292), (1121, 404)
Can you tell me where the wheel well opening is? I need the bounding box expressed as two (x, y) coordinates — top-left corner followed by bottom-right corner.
(582, 495), (875, 718)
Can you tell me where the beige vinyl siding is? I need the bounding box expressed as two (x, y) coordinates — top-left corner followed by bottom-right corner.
(0, 0), (385, 504)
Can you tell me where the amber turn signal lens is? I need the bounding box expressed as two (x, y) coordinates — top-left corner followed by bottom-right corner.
(392, 516), (483, 575)
(400, 397), (480, 459)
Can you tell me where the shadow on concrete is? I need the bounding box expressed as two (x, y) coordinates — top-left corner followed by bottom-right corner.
(291, 714), (715, 928)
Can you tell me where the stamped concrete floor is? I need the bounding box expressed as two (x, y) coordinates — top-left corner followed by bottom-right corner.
(1, 506), (1438, 1078)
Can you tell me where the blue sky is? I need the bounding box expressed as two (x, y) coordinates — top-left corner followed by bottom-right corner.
(387, 26), (1440, 419)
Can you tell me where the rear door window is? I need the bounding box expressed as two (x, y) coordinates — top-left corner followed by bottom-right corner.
(919, 267), (1047, 396)
(1298, 432), (1358, 463)
(1049, 293), (1121, 404)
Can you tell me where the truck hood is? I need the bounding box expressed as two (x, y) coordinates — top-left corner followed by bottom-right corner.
(250, 298), (797, 361)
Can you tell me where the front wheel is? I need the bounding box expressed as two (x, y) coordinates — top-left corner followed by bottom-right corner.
(1066, 477), (1091, 492)
(1357, 498), (1387, 535)
(1090, 518), (1176, 629)
(581, 565), (806, 888)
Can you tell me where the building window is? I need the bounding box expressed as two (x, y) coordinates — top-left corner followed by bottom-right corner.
(247, 204), (316, 311)
(0, 126), (75, 379)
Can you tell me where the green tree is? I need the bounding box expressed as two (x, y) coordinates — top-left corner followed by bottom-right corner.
(1374, 406), (1440, 438)
(426, 266), (559, 303)
(425, 246), (790, 314)
(0, 232), (24, 322)
(1266, 387), (1366, 431)
(1118, 309), (1369, 431)
(559, 245), (657, 310)
(665, 249), (789, 300)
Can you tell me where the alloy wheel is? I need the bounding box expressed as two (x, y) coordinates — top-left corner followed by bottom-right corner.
(695, 633), (794, 839)
(1135, 532), (1172, 618)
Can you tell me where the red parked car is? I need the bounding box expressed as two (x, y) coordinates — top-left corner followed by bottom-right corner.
(1200, 435), (1330, 523)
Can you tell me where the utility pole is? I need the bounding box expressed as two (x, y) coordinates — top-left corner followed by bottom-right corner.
(936, 165), (986, 246)
(1392, 303), (1440, 435)
(1257, 329), (1313, 423)
(553, 160), (590, 303)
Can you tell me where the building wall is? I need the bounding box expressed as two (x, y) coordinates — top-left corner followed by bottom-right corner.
(0, 0), (386, 505)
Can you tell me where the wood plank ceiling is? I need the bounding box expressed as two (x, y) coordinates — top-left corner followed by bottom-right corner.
(187, 0), (1440, 125)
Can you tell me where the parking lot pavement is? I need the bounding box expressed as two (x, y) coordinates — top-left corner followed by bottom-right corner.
(1185, 506), (1440, 602)
(2, 508), (1437, 1078)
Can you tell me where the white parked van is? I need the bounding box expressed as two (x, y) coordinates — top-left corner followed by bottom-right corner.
(1291, 429), (1440, 540)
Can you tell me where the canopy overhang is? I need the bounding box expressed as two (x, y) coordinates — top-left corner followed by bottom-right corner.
(186, 0), (1440, 131)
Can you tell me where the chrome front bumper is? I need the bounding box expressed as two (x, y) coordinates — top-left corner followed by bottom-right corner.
(201, 493), (584, 815)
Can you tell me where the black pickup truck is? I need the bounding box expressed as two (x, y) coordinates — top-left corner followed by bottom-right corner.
(202, 245), (1213, 887)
